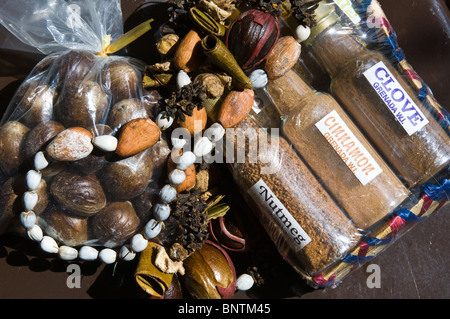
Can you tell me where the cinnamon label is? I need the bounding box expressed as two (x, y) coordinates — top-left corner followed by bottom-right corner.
(363, 61), (429, 135)
(248, 179), (312, 251)
(315, 110), (383, 186)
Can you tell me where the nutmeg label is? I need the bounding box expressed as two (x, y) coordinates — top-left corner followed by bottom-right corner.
(315, 110), (383, 186)
(364, 61), (429, 136)
(248, 179), (311, 251)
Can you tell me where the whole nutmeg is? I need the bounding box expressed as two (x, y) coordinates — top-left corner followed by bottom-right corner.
(182, 240), (236, 299)
(0, 176), (27, 234)
(39, 206), (90, 246)
(226, 9), (280, 71)
(55, 80), (108, 128)
(50, 171), (106, 216)
(55, 50), (97, 86)
(21, 120), (65, 162)
(15, 84), (57, 127)
(90, 201), (141, 247)
(107, 98), (149, 132)
(0, 121), (30, 177)
(100, 149), (155, 200)
(100, 59), (140, 103)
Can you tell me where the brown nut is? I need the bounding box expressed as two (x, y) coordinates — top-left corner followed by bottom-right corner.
(55, 50), (97, 86)
(100, 149), (155, 200)
(90, 201), (140, 247)
(55, 80), (108, 128)
(116, 118), (160, 158)
(39, 206), (90, 246)
(50, 170), (107, 216)
(107, 98), (149, 132)
(22, 120), (65, 162)
(264, 36), (301, 80)
(16, 84), (57, 127)
(178, 107), (208, 135)
(100, 59), (139, 103)
(0, 176), (27, 234)
(0, 121), (30, 177)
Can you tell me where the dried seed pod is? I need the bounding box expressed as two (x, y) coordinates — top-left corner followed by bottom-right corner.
(50, 171), (106, 216)
(194, 73), (225, 99)
(0, 121), (29, 177)
(156, 33), (179, 57)
(218, 89), (255, 128)
(116, 118), (160, 158)
(264, 36), (301, 80)
(79, 246), (99, 261)
(99, 248), (117, 264)
(173, 30), (205, 73)
(40, 236), (59, 254)
(55, 50), (97, 86)
(55, 80), (108, 128)
(58, 246), (78, 261)
(107, 98), (149, 132)
(91, 201), (141, 248)
(226, 9), (280, 71)
(46, 127), (94, 161)
(22, 120), (65, 163)
(16, 84), (57, 126)
(177, 107), (207, 136)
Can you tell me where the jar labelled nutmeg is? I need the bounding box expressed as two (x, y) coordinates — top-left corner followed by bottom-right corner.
(227, 116), (359, 275)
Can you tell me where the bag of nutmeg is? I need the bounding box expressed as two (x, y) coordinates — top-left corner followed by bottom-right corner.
(0, 0), (171, 260)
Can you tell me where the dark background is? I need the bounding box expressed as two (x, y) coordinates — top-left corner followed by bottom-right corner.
(0, 0), (448, 299)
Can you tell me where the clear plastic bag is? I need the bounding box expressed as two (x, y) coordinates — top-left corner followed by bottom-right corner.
(0, 0), (170, 257)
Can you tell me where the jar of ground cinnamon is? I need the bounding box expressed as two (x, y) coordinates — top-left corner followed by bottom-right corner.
(226, 116), (359, 276)
(304, 2), (450, 188)
(265, 68), (410, 230)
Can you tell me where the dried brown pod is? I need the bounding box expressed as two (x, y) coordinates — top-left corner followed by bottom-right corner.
(100, 59), (140, 103)
(177, 106), (208, 135)
(90, 201), (141, 247)
(116, 118), (160, 158)
(0, 121), (29, 177)
(264, 36), (301, 80)
(16, 84), (57, 127)
(173, 30), (206, 73)
(55, 50), (97, 86)
(21, 120), (65, 162)
(55, 80), (108, 128)
(181, 240), (236, 299)
(194, 73), (225, 99)
(46, 127), (94, 162)
(218, 89), (254, 128)
(0, 176), (27, 234)
(50, 171), (106, 216)
(156, 33), (180, 57)
(39, 206), (90, 246)
(107, 98), (149, 132)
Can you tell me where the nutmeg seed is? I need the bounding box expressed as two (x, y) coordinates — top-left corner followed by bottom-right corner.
(46, 127), (94, 161)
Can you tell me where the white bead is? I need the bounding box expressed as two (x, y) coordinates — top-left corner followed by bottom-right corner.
(93, 135), (118, 152)
(79, 246), (99, 261)
(130, 234), (148, 253)
(144, 219), (162, 239)
(26, 170), (42, 190)
(169, 169), (186, 186)
(34, 151), (48, 171)
(176, 70), (191, 89)
(20, 211), (36, 230)
(156, 113), (174, 130)
(295, 24), (311, 43)
(193, 136), (213, 157)
(176, 151), (196, 170)
(59, 246), (78, 261)
(119, 245), (136, 261)
(23, 191), (38, 211)
(27, 225), (43, 242)
(153, 203), (171, 221)
(249, 69), (268, 89)
(159, 184), (177, 204)
(204, 122), (225, 142)
(236, 274), (255, 291)
(40, 236), (59, 254)
(99, 248), (117, 264)
(171, 137), (187, 149)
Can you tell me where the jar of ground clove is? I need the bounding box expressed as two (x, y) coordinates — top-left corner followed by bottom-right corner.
(304, 2), (450, 188)
(226, 116), (359, 276)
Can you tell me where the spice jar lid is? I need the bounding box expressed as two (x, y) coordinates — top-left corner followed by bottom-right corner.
(304, 1), (340, 46)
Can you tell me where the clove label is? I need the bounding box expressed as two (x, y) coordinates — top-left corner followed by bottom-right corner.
(248, 179), (312, 250)
(315, 110), (383, 186)
(364, 61), (429, 136)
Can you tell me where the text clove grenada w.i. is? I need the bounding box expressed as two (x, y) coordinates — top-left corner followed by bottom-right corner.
(304, 2), (450, 188)
(265, 68), (410, 230)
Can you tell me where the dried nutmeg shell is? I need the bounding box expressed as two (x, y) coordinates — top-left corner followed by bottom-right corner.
(226, 9), (280, 71)
(100, 59), (140, 103)
(55, 50), (97, 86)
(90, 201), (141, 247)
(182, 240), (236, 299)
(15, 84), (57, 127)
(50, 170), (106, 216)
(107, 98), (149, 132)
(0, 121), (29, 177)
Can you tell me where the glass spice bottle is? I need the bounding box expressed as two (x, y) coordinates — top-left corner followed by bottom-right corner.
(226, 115), (359, 276)
(265, 68), (410, 230)
(304, 2), (450, 188)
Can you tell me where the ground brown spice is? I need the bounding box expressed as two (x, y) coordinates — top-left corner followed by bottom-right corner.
(227, 116), (359, 276)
